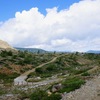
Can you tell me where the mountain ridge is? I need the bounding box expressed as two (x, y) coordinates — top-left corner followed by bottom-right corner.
(87, 50), (100, 54)
(15, 47), (47, 53)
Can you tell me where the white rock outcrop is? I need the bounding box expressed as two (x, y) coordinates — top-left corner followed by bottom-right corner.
(0, 40), (15, 50)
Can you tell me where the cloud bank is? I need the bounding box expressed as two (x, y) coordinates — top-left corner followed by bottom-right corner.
(0, 0), (100, 52)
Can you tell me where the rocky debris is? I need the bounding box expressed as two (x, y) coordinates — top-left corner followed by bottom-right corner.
(14, 76), (27, 85)
(47, 90), (52, 96)
(0, 95), (30, 100)
(36, 77), (41, 80)
(52, 83), (62, 92)
(50, 75), (58, 79)
(0, 84), (4, 87)
(62, 75), (100, 100)
(0, 95), (20, 100)
(27, 77), (41, 82)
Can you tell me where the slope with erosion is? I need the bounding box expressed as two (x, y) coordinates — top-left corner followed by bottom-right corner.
(0, 40), (16, 51)
(14, 55), (64, 85)
(0, 52), (100, 100)
(0, 50), (56, 84)
(62, 74), (100, 100)
(25, 53), (100, 96)
(27, 53), (97, 80)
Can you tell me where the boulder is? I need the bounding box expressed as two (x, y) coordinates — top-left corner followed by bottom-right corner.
(52, 83), (62, 92)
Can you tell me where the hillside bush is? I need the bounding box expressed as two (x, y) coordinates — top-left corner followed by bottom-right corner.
(81, 72), (90, 76)
(30, 90), (48, 100)
(59, 77), (85, 93)
(30, 89), (61, 100)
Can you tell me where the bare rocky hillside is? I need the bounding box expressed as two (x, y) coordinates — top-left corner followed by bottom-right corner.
(62, 75), (100, 100)
(0, 40), (15, 50)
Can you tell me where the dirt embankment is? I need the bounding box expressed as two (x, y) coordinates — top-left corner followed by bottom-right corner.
(62, 75), (100, 100)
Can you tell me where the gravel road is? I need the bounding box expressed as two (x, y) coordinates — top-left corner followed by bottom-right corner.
(14, 56), (59, 85)
(62, 75), (100, 100)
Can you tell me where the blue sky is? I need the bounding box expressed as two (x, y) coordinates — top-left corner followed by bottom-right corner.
(0, 0), (80, 21)
(0, 0), (100, 52)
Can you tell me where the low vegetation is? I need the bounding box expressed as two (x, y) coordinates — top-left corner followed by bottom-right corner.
(58, 77), (85, 93)
(30, 89), (62, 100)
(0, 73), (19, 83)
(0, 50), (100, 100)
(0, 50), (56, 83)
(28, 53), (97, 79)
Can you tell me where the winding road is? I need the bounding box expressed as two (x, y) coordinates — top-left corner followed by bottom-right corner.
(14, 56), (61, 85)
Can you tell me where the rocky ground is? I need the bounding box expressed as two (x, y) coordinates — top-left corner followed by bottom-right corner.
(62, 75), (100, 100)
(1, 75), (100, 100)
(0, 52), (100, 100)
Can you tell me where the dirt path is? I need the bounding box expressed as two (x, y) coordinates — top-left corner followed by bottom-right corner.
(62, 74), (100, 100)
(17, 78), (63, 90)
(14, 56), (60, 85)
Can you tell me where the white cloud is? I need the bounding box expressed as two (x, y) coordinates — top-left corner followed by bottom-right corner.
(0, 0), (100, 52)
(51, 38), (72, 47)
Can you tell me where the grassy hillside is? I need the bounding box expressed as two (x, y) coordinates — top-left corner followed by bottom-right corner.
(0, 50), (56, 83)
(0, 51), (100, 100)
(26, 52), (100, 99)
(28, 53), (100, 79)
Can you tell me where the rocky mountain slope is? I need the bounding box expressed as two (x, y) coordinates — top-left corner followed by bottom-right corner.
(0, 40), (15, 50)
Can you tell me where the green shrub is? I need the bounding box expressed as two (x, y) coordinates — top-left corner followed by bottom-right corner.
(59, 77), (85, 93)
(47, 94), (61, 100)
(81, 72), (90, 76)
(30, 90), (48, 100)
(46, 64), (57, 71)
(0, 73), (20, 83)
(30, 89), (61, 100)
(17, 60), (25, 65)
(35, 67), (45, 74)
(0, 50), (13, 57)
(0, 88), (7, 95)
